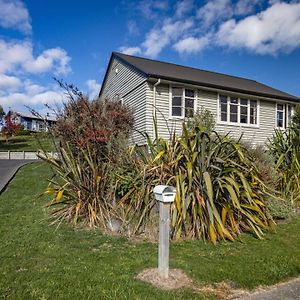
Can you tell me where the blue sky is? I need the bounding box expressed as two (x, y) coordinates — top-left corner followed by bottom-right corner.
(0, 0), (300, 114)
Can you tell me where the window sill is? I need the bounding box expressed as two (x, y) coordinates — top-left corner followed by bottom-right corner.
(168, 116), (185, 121)
(216, 121), (260, 128)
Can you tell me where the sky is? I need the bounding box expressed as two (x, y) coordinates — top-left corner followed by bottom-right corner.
(0, 0), (300, 115)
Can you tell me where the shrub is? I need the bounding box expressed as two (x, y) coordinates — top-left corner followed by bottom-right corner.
(265, 196), (294, 220)
(268, 126), (300, 204)
(39, 82), (134, 229)
(116, 123), (275, 243)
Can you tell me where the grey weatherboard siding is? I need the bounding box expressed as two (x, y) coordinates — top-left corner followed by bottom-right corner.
(99, 52), (300, 145)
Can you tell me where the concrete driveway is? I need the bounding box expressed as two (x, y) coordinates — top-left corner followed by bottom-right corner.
(0, 159), (38, 193)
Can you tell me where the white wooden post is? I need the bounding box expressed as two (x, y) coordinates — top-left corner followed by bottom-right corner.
(153, 185), (176, 279)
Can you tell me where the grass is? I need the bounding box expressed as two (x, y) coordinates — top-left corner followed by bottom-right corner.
(0, 164), (300, 299)
(0, 134), (54, 151)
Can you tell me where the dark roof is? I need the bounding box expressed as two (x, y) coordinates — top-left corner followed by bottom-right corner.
(113, 52), (299, 102)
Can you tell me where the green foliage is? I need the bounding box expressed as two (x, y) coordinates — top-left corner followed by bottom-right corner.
(117, 123), (275, 243)
(265, 196), (294, 220)
(186, 107), (215, 133)
(268, 126), (300, 203)
(292, 103), (300, 129)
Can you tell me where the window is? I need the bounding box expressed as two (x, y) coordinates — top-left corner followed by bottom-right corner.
(219, 95), (258, 126)
(276, 103), (294, 129)
(171, 87), (195, 118)
(276, 104), (284, 128)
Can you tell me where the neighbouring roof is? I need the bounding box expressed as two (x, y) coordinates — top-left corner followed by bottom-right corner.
(112, 52), (299, 102)
(15, 111), (56, 122)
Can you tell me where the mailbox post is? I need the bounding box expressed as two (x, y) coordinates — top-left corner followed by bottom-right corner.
(153, 185), (176, 279)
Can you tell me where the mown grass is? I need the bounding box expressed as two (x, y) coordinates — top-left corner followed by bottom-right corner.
(0, 163), (300, 299)
(0, 134), (53, 151)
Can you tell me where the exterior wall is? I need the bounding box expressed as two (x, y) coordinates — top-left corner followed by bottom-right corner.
(123, 81), (148, 145)
(100, 57), (147, 101)
(145, 82), (283, 146)
(100, 57), (148, 145)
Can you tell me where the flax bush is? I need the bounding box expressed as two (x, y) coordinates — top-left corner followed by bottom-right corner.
(115, 122), (275, 243)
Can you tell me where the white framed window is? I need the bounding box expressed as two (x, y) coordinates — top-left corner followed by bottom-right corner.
(170, 87), (196, 118)
(276, 103), (285, 128)
(218, 94), (259, 126)
(276, 103), (294, 129)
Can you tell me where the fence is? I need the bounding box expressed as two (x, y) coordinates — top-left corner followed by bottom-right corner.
(0, 151), (56, 160)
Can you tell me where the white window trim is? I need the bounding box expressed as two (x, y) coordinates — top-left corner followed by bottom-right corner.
(275, 102), (285, 129)
(217, 93), (260, 128)
(169, 85), (197, 120)
(275, 102), (294, 129)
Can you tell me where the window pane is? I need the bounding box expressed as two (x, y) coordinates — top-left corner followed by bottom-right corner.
(277, 104), (284, 111)
(230, 97), (238, 104)
(172, 107), (181, 116)
(185, 98), (194, 108)
(240, 114), (247, 123)
(277, 111), (283, 127)
(241, 106), (247, 115)
(241, 98), (248, 106)
(185, 89), (194, 97)
(221, 113), (227, 121)
(220, 95), (227, 103)
(250, 100), (257, 107)
(230, 105), (237, 114)
(172, 96), (182, 106)
(185, 108), (194, 118)
(230, 113), (238, 122)
(172, 87), (183, 96)
(240, 106), (248, 123)
(221, 103), (227, 112)
(288, 105), (292, 124)
(250, 107), (257, 124)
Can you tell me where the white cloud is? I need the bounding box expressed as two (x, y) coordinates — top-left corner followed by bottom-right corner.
(0, 0), (31, 34)
(235, 0), (262, 16)
(174, 36), (209, 54)
(119, 46), (142, 56)
(136, 0), (169, 19)
(127, 20), (139, 36)
(197, 0), (233, 28)
(142, 19), (194, 57)
(0, 40), (71, 75)
(0, 74), (21, 91)
(0, 89), (64, 108)
(175, 0), (194, 17)
(24, 48), (71, 75)
(86, 79), (101, 99)
(217, 2), (300, 54)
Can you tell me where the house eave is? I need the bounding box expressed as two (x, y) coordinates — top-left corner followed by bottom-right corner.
(147, 76), (300, 103)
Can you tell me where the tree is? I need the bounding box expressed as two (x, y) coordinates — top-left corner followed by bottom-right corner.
(0, 105), (4, 118)
(2, 113), (21, 141)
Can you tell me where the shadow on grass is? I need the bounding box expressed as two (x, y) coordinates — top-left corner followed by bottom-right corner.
(0, 142), (30, 150)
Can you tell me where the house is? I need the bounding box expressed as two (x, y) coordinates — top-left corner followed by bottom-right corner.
(8, 111), (56, 132)
(99, 52), (300, 145)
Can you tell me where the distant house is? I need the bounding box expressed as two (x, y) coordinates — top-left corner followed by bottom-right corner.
(99, 52), (300, 145)
(8, 111), (56, 132)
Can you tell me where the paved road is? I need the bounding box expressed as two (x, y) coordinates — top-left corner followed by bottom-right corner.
(0, 159), (38, 193)
(237, 277), (300, 300)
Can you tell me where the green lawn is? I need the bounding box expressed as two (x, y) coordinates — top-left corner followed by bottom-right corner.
(0, 134), (54, 151)
(0, 164), (300, 299)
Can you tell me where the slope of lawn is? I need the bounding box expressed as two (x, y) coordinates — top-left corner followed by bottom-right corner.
(0, 163), (300, 299)
(0, 134), (53, 151)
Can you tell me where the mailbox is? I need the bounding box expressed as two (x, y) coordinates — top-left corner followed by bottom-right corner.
(153, 185), (176, 203)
